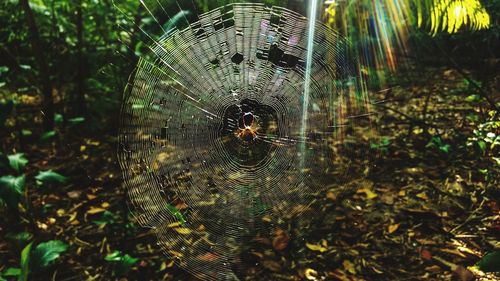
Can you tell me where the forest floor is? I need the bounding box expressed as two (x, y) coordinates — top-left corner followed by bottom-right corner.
(0, 65), (499, 281)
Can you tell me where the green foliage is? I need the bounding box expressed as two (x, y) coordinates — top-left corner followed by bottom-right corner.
(370, 137), (391, 155)
(35, 170), (67, 185)
(476, 251), (500, 272)
(105, 251), (138, 276)
(163, 10), (191, 35)
(39, 131), (56, 142)
(166, 203), (187, 226)
(8, 153), (28, 173)
(426, 136), (451, 153)
(467, 111), (499, 156)
(19, 242), (32, 281)
(68, 117), (85, 126)
(92, 210), (118, 226)
(5, 232), (33, 248)
(0, 175), (25, 208)
(30, 240), (68, 272)
(54, 113), (64, 125)
(17, 240), (68, 281)
(2, 267), (21, 278)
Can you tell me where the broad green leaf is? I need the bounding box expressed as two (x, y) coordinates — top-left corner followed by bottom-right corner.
(105, 251), (138, 276)
(0, 66), (9, 73)
(21, 130), (32, 137)
(0, 175), (25, 208)
(4, 267), (20, 277)
(476, 251), (500, 272)
(35, 170), (67, 185)
(8, 153), (28, 172)
(19, 242), (33, 281)
(30, 240), (68, 272)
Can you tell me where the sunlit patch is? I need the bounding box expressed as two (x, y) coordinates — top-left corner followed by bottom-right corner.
(427, 0), (490, 35)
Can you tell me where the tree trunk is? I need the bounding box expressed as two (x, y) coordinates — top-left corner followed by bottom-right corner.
(75, 0), (87, 115)
(19, 0), (54, 130)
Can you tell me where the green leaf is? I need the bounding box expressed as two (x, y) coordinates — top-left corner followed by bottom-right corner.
(54, 114), (63, 125)
(4, 267), (21, 277)
(19, 242), (32, 281)
(0, 175), (25, 208)
(5, 232), (33, 248)
(8, 153), (28, 172)
(439, 144), (450, 154)
(21, 130), (32, 137)
(39, 131), (56, 142)
(166, 203), (187, 226)
(465, 94), (480, 102)
(68, 117), (85, 125)
(163, 10), (191, 35)
(105, 251), (138, 276)
(30, 240), (68, 272)
(35, 170), (67, 185)
(0, 66), (9, 73)
(19, 65), (31, 70)
(476, 251), (500, 272)
(92, 211), (117, 225)
(477, 140), (486, 153)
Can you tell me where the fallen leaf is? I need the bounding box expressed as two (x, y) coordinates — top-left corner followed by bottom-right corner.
(357, 188), (377, 200)
(262, 260), (281, 272)
(420, 248), (432, 261)
(173, 227), (191, 235)
(387, 223), (400, 234)
(272, 228), (289, 251)
(343, 260), (356, 274)
(87, 207), (106, 215)
(416, 192), (428, 200)
(306, 242), (327, 253)
(67, 190), (81, 199)
(304, 268), (318, 280)
(326, 191), (336, 201)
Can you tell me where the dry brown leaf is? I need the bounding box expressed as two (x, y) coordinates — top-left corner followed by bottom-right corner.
(387, 223), (400, 234)
(272, 228), (289, 251)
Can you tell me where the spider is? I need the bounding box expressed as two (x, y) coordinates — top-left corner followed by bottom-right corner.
(236, 126), (258, 140)
(235, 112), (258, 141)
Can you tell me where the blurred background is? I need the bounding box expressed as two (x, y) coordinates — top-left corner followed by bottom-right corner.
(0, 0), (498, 280)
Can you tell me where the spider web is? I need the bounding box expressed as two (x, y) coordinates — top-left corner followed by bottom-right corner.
(118, 3), (371, 280)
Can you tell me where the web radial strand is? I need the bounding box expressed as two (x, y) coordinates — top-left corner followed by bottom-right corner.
(118, 3), (370, 281)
